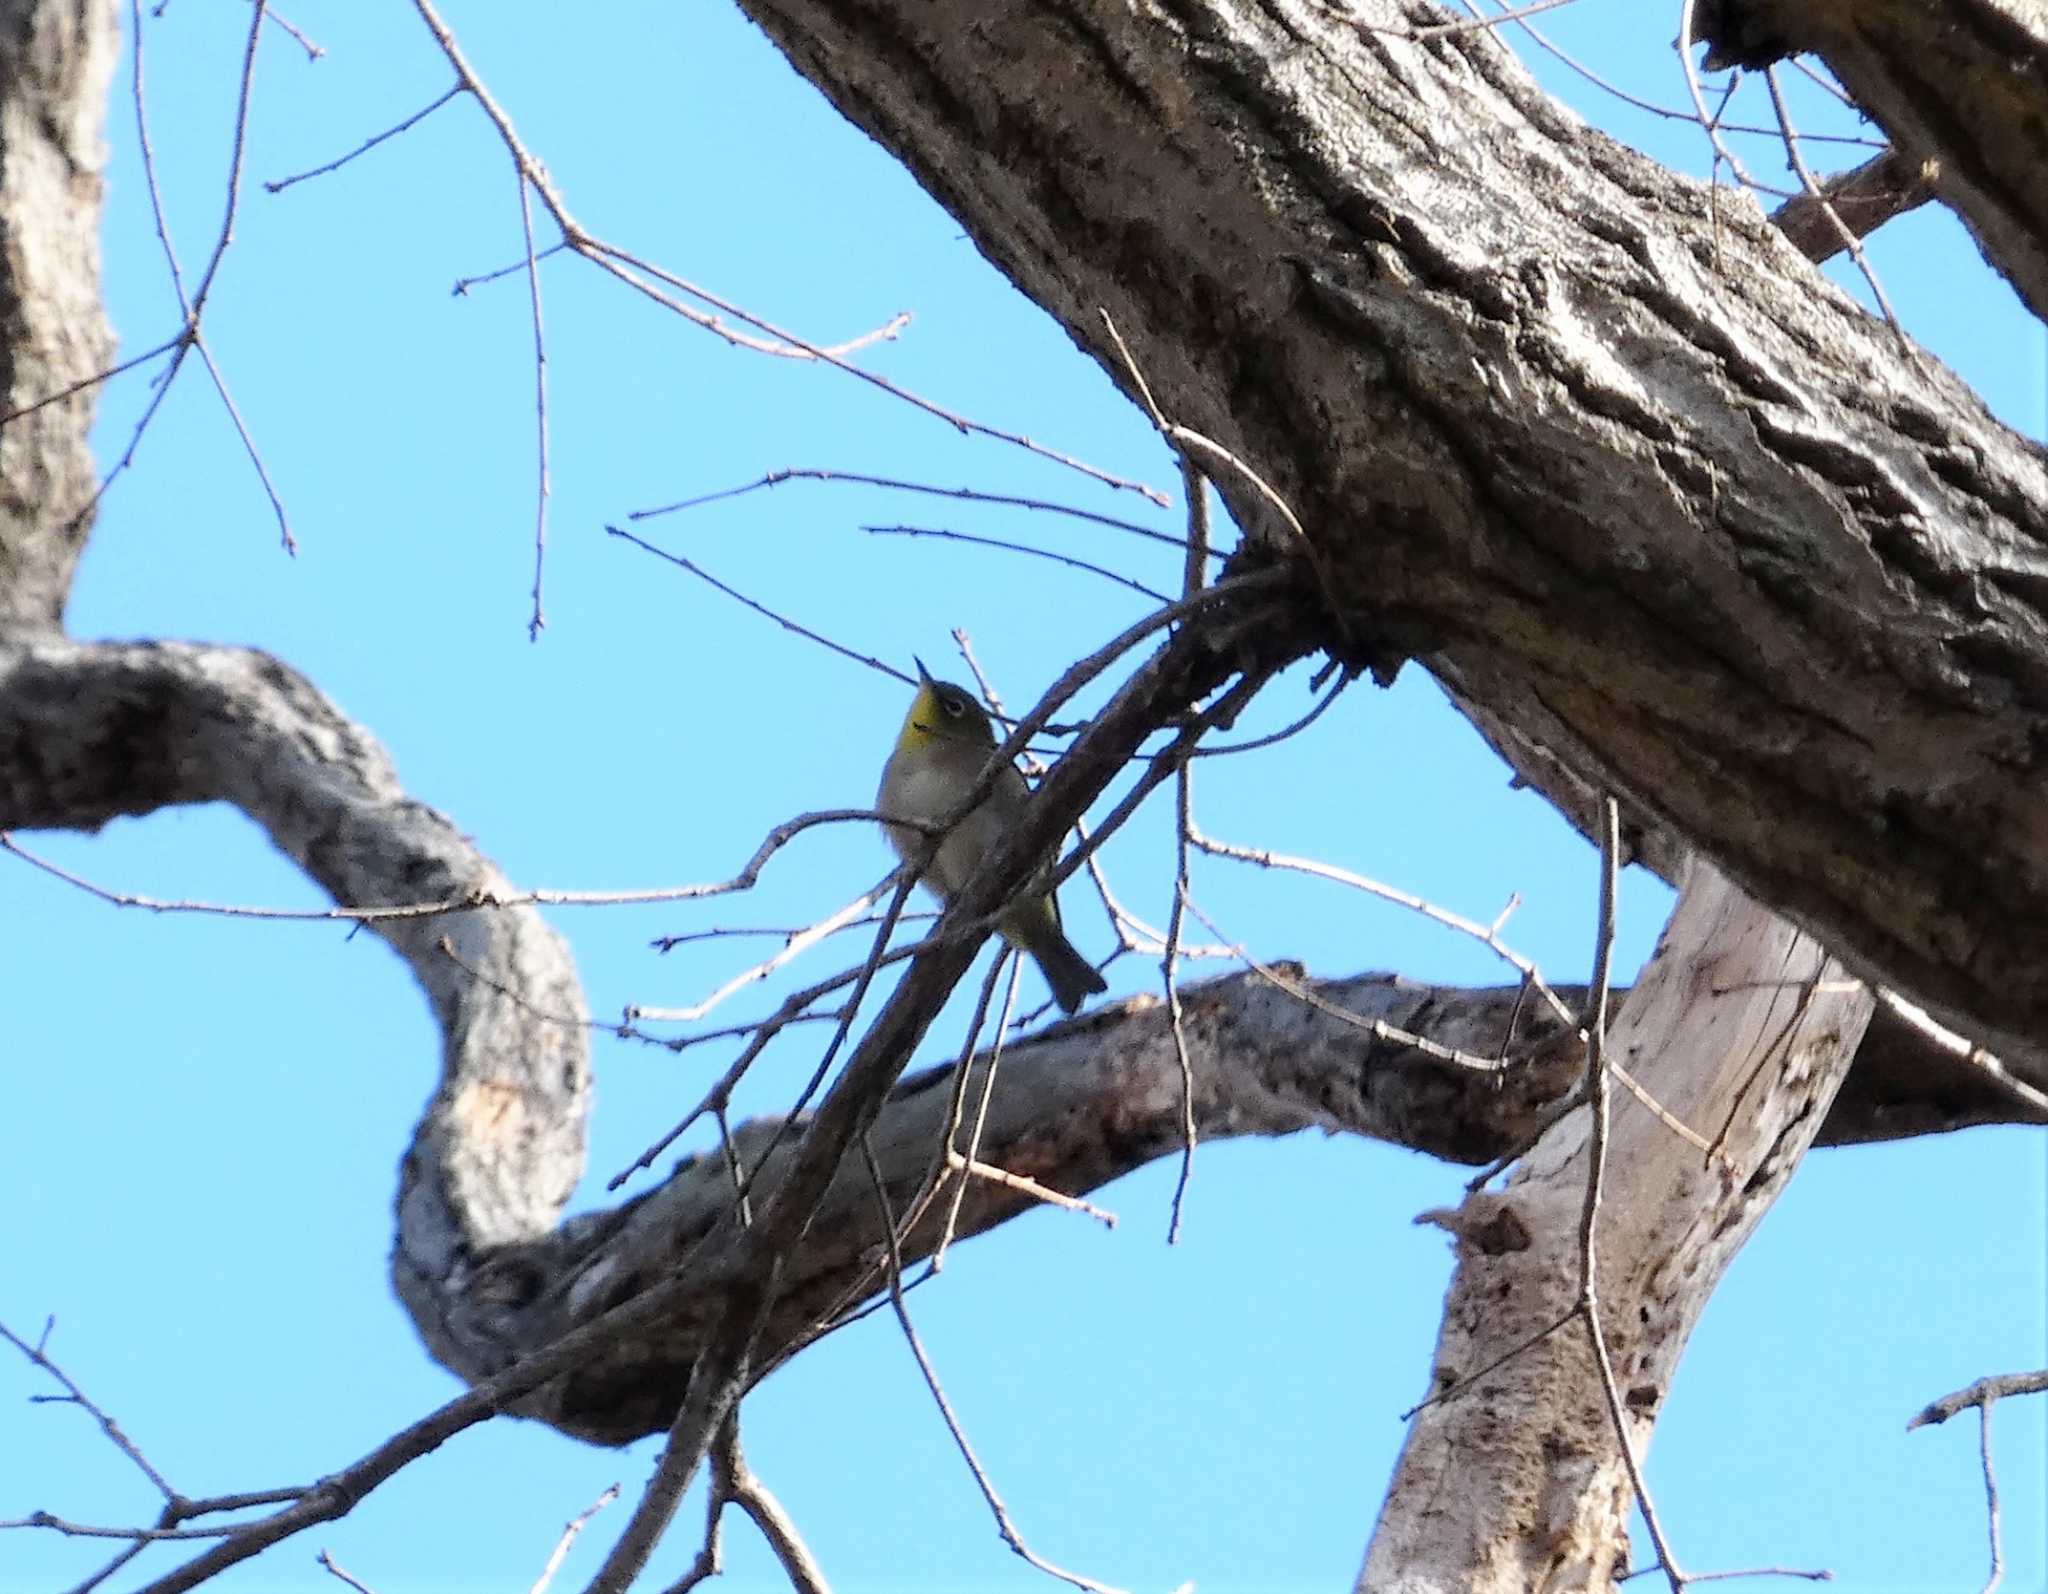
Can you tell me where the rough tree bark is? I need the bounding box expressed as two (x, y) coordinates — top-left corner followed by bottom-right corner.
(3, 0), (2044, 1586)
(1362, 865), (1871, 1590)
(0, 0), (115, 631)
(732, 0), (2048, 1072)
(1696, 0), (2048, 323)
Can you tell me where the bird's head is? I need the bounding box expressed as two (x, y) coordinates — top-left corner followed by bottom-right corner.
(895, 657), (998, 754)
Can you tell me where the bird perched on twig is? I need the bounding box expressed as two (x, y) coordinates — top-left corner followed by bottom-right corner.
(876, 662), (1107, 1014)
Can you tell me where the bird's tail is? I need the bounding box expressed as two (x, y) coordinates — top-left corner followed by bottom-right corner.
(1006, 907), (1108, 1015)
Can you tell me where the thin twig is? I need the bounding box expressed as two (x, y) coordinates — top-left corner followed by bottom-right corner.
(717, 1423), (831, 1594)
(257, 2), (322, 59)
(605, 526), (912, 682)
(1163, 759), (1198, 1242)
(188, 329), (295, 552)
(1675, 0), (1764, 201)
(1398, 1309), (1576, 1420)
(67, 1539), (150, 1594)
(1770, 148), (1938, 265)
(1098, 307), (1351, 641)
(651, 913), (933, 953)
(1978, 1401), (2004, 1594)
(1192, 665), (1350, 757)
(1391, 0), (1583, 41)
(1179, 896), (1510, 1072)
(1147, 428), (1332, 626)
(862, 524), (1173, 604)
(636, 882), (894, 1024)
(408, 0), (1161, 502)
(2, 812), (891, 924)
(0, 1513), (233, 1543)
(517, 167), (551, 638)
(713, 1106), (753, 1228)
(947, 1157), (1117, 1228)
(610, 239), (1167, 499)
(1455, 0), (1881, 149)
(656, 1460), (723, 1594)
(2, 1317), (179, 1501)
(0, 334), (182, 428)
(266, 85), (460, 192)
(1872, 991), (2048, 1121)
(931, 953), (1024, 1270)
(861, 1141), (1131, 1594)
(1164, 451), (1207, 1241)
(452, 241), (572, 295)
(1184, 826), (1574, 1023)
(526, 1485), (620, 1594)
(1787, 56), (1856, 107)
(1764, 68), (1906, 335)
(316, 1550), (377, 1594)
(186, 0), (293, 550)
(1577, 798), (1687, 1592)
(939, 960), (1045, 1264)
(632, 468), (1194, 552)
(114, 0), (294, 548)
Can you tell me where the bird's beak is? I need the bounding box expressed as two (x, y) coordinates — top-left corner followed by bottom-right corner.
(914, 655), (933, 684)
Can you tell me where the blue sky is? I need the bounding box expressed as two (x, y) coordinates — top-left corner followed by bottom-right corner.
(4, 2), (2043, 1590)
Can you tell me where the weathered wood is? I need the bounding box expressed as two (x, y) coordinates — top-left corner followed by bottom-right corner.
(1360, 865), (1871, 1591)
(730, 0), (2048, 1071)
(1, 0), (2042, 1562)
(5, 636), (2032, 1448)
(1700, 0), (2048, 323)
(0, 0), (117, 635)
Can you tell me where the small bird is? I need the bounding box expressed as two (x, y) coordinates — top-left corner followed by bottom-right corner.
(876, 662), (1108, 1014)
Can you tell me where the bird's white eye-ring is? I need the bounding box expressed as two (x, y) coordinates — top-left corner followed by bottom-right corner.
(942, 696), (965, 716)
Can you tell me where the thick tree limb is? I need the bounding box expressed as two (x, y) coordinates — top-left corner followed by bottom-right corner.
(5, 2), (2046, 1575)
(1361, 864), (1871, 1590)
(0, 0), (117, 635)
(729, 0), (2048, 1072)
(3, 635), (2039, 1451)
(0, 637), (595, 1390)
(1770, 147), (1942, 269)
(1700, 0), (2048, 324)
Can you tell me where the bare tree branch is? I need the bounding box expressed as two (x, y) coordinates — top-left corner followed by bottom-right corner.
(1361, 863), (1872, 1589)
(0, 0), (118, 632)
(727, 0), (2048, 1073)
(1770, 146), (1940, 265)
(1696, 0), (2048, 321)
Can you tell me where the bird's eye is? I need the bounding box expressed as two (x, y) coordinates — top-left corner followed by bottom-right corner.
(942, 696), (965, 717)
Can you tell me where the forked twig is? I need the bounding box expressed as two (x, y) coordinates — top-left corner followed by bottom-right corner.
(861, 1139), (1132, 1594)
(525, 1485), (620, 1594)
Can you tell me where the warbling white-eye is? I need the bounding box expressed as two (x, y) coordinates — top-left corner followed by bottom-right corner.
(876, 662), (1107, 1014)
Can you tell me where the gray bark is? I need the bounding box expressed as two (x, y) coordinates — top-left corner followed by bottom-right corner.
(1698, 0), (2048, 323)
(1, 634), (2036, 1447)
(729, 0), (2048, 1075)
(0, 0), (116, 634)
(1361, 865), (1871, 1590)
(3, 0), (2046, 1582)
